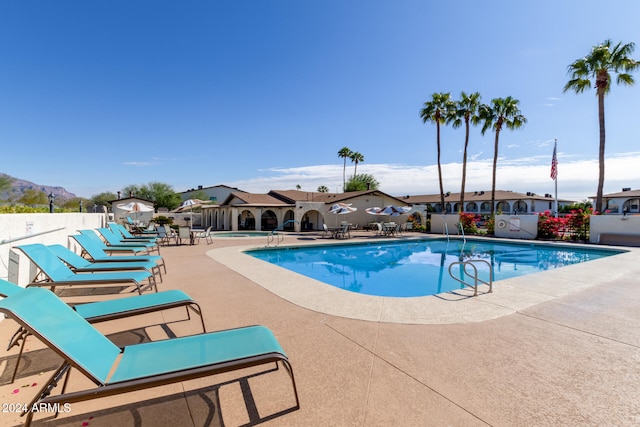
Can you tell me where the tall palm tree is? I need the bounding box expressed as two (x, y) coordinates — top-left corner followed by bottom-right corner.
(479, 97), (527, 218)
(563, 39), (638, 213)
(349, 151), (364, 178)
(420, 92), (455, 212)
(450, 91), (482, 212)
(337, 147), (353, 192)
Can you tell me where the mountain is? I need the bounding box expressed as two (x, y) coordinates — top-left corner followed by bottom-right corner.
(0, 173), (77, 201)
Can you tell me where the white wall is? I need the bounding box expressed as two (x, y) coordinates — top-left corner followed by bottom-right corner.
(493, 215), (538, 239)
(0, 213), (106, 286)
(430, 214), (538, 239)
(429, 214), (462, 235)
(590, 215), (640, 243)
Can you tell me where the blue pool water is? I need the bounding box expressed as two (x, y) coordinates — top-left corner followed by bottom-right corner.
(247, 239), (621, 297)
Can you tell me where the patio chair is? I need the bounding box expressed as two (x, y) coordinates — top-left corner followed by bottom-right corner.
(375, 222), (384, 236)
(108, 222), (157, 243)
(177, 226), (192, 245)
(47, 244), (162, 283)
(0, 279), (205, 383)
(194, 226), (213, 245)
(71, 233), (167, 274)
(335, 223), (350, 239)
(0, 287), (299, 426)
(13, 244), (156, 295)
(163, 224), (177, 237)
(97, 227), (160, 255)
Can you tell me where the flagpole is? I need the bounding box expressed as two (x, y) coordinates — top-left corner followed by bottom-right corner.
(553, 139), (558, 218)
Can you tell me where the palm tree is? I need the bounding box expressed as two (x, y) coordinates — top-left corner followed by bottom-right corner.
(349, 151), (364, 178)
(450, 91), (482, 212)
(317, 185), (329, 193)
(479, 97), (527, 218)
(420, 92), (455, 212)
(337, 147), (353, 192)
(563, 39), (638, 213)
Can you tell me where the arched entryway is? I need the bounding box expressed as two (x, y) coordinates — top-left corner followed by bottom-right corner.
(513, 200), (528, 214)
(283, 209), (296, 230)
(261, 210), (277, 230)
(239, 210), (255, 230)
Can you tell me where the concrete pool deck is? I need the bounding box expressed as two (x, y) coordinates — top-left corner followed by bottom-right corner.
(209, 234), (635, 324)
(1, 231), (640, 426)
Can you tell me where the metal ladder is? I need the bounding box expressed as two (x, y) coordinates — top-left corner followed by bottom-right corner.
(447, 259), (493, 296)
(266, 232), (285, 247)
(443, 218), (466, 243)
(266, 220), (299, 247)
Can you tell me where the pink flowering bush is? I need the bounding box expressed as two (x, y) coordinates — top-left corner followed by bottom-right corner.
(537, 210), (566, 239)
(459, 212), (480, 234)
(564, 208), (593, 241)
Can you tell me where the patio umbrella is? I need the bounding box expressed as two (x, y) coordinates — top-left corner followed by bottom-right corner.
(327, 203), (357, 226)
(366, 205), (411, 221)
(116, 202), (154, 222)
(366, 206), (411, 231)
(174, 199), (208, 225)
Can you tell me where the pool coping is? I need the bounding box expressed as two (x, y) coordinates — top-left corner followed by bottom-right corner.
(206, 235), (638, 324)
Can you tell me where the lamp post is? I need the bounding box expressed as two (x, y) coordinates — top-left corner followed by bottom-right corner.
(48, 193), (55, 213)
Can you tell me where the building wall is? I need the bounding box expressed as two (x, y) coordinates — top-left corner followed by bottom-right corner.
(0, 213), (106, 286)
(430, 214), (538, 239)
(493, 215), (538, 239)
(590, 215), (640, 243)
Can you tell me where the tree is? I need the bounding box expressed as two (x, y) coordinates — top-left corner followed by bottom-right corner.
(349, 151), (364, 178)
(60, 197), (91, 211)
(317, 185), (329, 193)
(420, 92), (455, 212)
(563, 39), (638, 213)
(295, 184), (301, 191)
(345, 173), (379, 192)
(18, 189), (47, 206)
(450, 91), (482, 212)
(122, 182), (182, 210)
(90, 191), (117, 209)
(337, 147), (353, 192)
(479, 97), (527, 218)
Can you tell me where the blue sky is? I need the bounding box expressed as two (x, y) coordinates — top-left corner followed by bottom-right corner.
(1, 1), (639, 202)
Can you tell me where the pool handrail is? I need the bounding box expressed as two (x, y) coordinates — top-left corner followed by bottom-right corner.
(447, 259), (493, 296)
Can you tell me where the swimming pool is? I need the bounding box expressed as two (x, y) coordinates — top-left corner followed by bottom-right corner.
(247, 239), (622, 297)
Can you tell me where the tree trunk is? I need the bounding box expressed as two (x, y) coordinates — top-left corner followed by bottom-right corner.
(437, 121), (445, 213)
(490, 128), (501, 218)
(342, 158), (347, 192)
(460, 119), (470, 212)
(596, 87), (606, 213)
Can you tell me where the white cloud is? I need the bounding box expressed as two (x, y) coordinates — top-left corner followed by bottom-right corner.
(122, 161), (153, 167)
(226, 152), (640, 202)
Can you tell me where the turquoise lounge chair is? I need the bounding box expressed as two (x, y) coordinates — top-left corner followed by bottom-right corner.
(0, 279), (204, 383)
(71, 233), (167, 274)
(47, 244), (162, 283)
(78, 229), (150, 255)
(108, 222), (158, 243)
(96, 227), (160, 255)
(14, 244), (156, 295)
(0, 287), (298, 426)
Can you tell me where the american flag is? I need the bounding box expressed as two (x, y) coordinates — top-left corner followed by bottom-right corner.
(550, 145), (558, 181)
